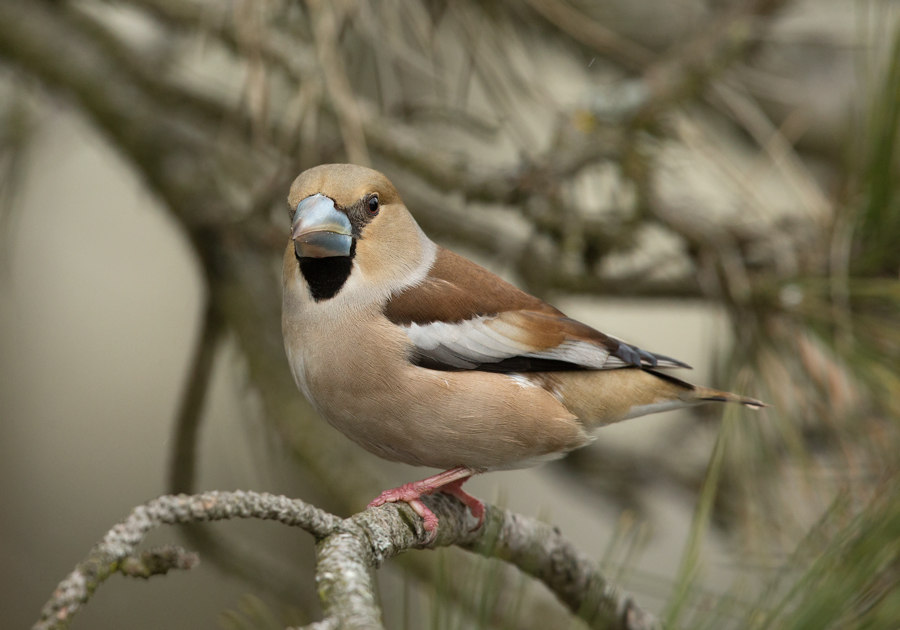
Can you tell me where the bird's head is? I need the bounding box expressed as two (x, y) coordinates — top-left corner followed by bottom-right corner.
(285, 164), (433, 302)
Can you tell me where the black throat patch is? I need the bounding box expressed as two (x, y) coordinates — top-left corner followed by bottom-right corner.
(297, 241), (356, 301)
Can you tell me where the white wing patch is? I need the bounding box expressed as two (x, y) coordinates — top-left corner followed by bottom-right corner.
(402, 316), (618, 370)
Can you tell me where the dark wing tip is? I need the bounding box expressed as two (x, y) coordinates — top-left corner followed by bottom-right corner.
(614, 343), (643, 367)
(615, 343), (692, 370)
(636, 347), (659, 367)
(650, 352), (693, 370)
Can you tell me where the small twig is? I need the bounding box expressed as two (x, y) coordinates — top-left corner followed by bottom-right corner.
(33, 492), (342, 630)
(117, 545), (200, 578)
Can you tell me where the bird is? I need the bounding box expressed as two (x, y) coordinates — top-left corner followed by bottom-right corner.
(282, 163), (764, 538)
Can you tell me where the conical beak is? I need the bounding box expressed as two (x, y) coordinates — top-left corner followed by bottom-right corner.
(291, 194), (353, 258)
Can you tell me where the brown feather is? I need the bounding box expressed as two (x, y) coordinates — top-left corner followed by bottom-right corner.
(384, 246), (679, 369)
(384, 246), (558, 325)
(486, 310), (620, 353)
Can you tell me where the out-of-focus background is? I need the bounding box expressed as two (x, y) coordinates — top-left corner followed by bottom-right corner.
(1, 1), (899, 628)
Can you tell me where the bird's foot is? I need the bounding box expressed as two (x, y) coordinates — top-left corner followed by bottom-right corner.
(368, 483), (441, 532)
(367, 466), (478, 540)
(439, 478), (485, 531)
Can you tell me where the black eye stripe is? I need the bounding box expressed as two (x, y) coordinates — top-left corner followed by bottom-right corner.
(338, 194), (379, 237)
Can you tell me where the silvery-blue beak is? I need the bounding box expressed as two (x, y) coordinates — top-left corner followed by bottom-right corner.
(291, 194), (353, 258)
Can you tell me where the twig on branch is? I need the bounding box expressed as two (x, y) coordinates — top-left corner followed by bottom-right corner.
(34, 491), (660, 630)
(117, 545), (200, 578)
(34, 542), (199, 630)
(33, 492), (341, 630)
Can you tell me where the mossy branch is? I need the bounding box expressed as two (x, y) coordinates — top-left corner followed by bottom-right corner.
(33, 491), (660, 630)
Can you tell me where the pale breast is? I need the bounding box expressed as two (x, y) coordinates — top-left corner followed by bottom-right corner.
(282, 245), (590, 471)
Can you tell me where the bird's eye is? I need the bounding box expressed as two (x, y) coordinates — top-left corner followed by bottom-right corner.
(367, 195), (379, 215)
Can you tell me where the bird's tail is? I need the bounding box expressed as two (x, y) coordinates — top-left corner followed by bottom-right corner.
(646, 369), (767, 410)
(689, 385), (767, 410)
(534, 368), (767, 430)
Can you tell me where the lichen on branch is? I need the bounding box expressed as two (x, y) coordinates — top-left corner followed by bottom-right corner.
(33, 491), (659, 630)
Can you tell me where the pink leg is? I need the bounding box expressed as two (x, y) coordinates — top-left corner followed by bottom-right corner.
(440, 478), (485, 531)
(367, 466), (483, 536)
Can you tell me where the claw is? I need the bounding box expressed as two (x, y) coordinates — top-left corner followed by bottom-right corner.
(365, 466), (481, 538)
(441, 478), (485, 531)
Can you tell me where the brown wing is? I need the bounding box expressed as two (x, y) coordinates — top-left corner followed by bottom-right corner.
(385, 247), (690, 372)
(384, 247), (561, 324)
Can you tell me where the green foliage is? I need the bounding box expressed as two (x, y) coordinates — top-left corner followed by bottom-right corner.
(853, 17), (900, 277)
(751, 479), (900, 630)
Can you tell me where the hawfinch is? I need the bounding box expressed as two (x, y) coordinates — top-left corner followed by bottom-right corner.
(282, 164), (764, 536)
